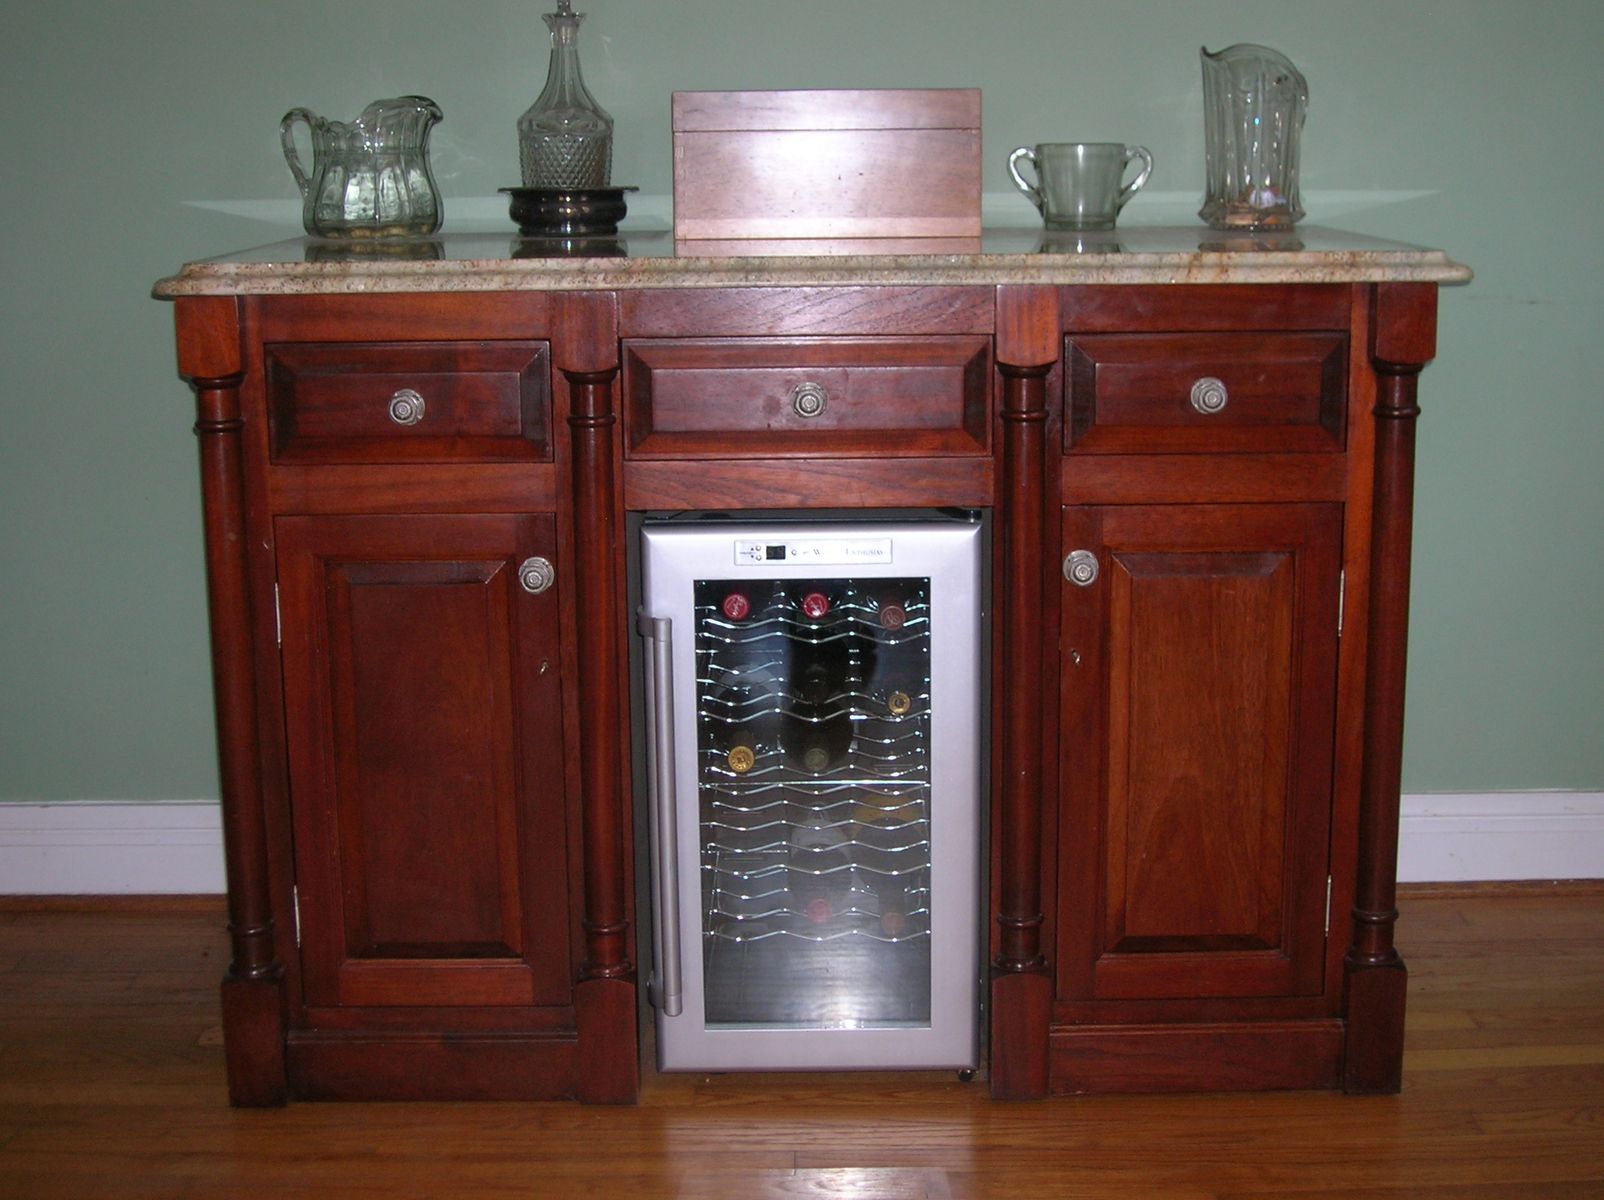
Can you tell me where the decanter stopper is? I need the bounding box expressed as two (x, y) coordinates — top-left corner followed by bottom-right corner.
(517, 0), (614, 189)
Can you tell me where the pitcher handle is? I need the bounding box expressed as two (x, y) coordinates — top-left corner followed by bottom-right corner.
(279, 108), (317, 197)
(1008, 146), (1044, 215)
(1117, 145), (1154, 213)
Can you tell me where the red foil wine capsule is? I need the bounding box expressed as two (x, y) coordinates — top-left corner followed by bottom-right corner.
(799, 591), (831, 619)
(721, 591), (752, 620)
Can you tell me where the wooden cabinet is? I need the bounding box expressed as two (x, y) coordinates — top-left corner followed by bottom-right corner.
(161, 242), (1458, 1106)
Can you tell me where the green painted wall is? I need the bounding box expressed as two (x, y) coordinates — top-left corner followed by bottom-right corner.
(2, 1), (1599, 801)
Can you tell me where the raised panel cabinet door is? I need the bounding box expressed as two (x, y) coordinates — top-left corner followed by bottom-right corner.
(1058, 503), (1342, 1003)
(276, 513), (570, 1010)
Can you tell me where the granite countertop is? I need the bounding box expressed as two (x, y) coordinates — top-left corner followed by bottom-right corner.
(152, 226), (1471, 297)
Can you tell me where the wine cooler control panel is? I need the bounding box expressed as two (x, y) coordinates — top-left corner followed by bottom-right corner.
(733, 536), (894, 566)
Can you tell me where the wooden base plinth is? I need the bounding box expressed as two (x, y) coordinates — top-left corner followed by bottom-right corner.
(220, 974), (287, 1107)
(1050, 1020), (1345, 1094)
(286, 1030), (579, 1101)
(575, 976), (641, 1104)
(988, 969), (1051, 1100)
(1342, 957), (1408, 1093)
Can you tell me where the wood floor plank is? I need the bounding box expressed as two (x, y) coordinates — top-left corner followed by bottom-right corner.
(0, 892), (1600, 1197)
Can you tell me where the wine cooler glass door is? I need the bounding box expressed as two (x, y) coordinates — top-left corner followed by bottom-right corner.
(641, 520), (980, 1072)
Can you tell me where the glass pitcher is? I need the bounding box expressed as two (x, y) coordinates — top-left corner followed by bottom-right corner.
(280, 96), (444, 238)
(1199, 45), (1307, 230)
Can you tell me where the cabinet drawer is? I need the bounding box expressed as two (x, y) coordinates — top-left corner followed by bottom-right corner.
(1064, 332), (1346, 454)
(266, 341), (550, 463)
(622, 337), (990, 459)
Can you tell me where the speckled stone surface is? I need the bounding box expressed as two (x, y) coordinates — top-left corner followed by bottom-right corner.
(152, 227), (1470, 297)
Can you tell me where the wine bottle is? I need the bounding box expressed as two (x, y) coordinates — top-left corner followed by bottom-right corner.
(873, 590), (908, 630)
(782, 711), (852, 775)
(719, 587), (753, 621)
(788, 823), (851, 926)
(703, 662), (779, 775)
(797, 589), (833, 620)
(878, 881), (911, 938)
(782, 635), (853, 774)
(717, 725), (759, 775)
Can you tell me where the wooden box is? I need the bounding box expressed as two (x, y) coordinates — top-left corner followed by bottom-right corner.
(672, 89), (982, 241)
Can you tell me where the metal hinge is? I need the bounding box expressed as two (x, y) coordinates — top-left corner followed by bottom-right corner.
(1336, 569), (1345, 637)
(1324, 875), (1333, 935)
(291, 884), (302, 947)
(274, 582), (282, 647)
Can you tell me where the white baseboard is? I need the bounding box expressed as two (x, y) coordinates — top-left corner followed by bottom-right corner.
(0, 801), (226, 894)
(2, 793), (1600, 895)
(1396, 791), (1604, 883)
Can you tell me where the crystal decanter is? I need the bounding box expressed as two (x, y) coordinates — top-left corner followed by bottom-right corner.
(517, 0), (613, 189)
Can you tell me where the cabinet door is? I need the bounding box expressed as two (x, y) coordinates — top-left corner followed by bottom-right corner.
(276, 514), (570, 1010)
(1058, 504), (1342, 1003)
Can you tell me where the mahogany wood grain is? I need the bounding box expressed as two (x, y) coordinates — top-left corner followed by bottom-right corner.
(1051, 1019), (1345, 1093)
(989, 298), (1054, 1098)
(264, 340), (551, 463)
(265, 462), (559, 515)
(285, 1029), (578, 1101)
(622, 336), (990, 459)
(176, 296), (288, 1108)
(250, 290), (571, 343)
(1061, 282), (1350, 332)
(1343, 282), (1438, 1094)
(274, 514), (571, 1012)
(623, 457), (992, 511)
(1065, 331), (1346, 453)
(995, 284), (1060, 368)
(160, 278), (1448, 1105)
(1320, 282), (1378, 1025)
(565, 359), (641, 1104)
(1056, 504), (1342, 1010)
(1058, 452), (1347, 504)
(1371, 281), (1439, 365)
(5, 890), (1602, 1197)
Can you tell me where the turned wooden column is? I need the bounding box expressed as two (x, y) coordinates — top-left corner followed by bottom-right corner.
(989, 285), (1058, 1099)
(1344, 282), (1438, 1093)
(175, 297), (287, 1107)
(559, 293), (638, 1103)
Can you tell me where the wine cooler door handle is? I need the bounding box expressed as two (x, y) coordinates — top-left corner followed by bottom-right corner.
(637, 611), (683, 1018)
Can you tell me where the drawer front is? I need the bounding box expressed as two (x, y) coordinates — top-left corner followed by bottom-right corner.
(1065, 332), (1346, 454)
(623, 337), (990, 459)
(266, 341), (550, 463)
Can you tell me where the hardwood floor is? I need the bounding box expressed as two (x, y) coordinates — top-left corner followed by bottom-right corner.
(1, 887), (1600, 1198)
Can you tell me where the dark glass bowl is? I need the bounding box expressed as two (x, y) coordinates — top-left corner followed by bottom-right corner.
(500, 186), (635, 237)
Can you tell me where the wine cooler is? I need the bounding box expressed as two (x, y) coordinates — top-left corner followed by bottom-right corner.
(638, 515), (982, 1071)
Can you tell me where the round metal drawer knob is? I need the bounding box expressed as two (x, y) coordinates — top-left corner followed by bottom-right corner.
(518, 556), (556, 595)
(791, 381), (829, 419)
(387, 387), (426, 426)
(1189, 376), (1229, 415)
(1063, 549), (1100, 587)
